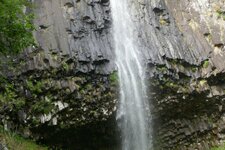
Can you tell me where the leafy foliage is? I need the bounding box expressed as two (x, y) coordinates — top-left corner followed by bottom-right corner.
(0, 0), (35, 54)
(0, 76), (25, 111)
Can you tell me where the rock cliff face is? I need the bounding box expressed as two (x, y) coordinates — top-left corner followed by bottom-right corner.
(0, 0), (225, 149)
(0, 0), (118, 149)
(149, 0), (225, 149)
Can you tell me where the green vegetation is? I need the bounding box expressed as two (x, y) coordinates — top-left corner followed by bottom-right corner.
(159, 17), (169, 26)
(203, 60), (210, 68)
(199, 79), (207, 86)
(0, 126), (47, 150)
(26, 80), (44, 94)
(0, 76), (25, 110)
(109, 71), (118, 86)
(62, 61), (70, 72)
(191, 67), (198, 72)
(159, 18), (168, 25)
(211, 144), (225, 150)
(31, 95), (55, 114)
(156, 66), (167, 72)
(0, 0), (35, 54)
(216, 9), (225, 20)
(166, 58), (199, 73)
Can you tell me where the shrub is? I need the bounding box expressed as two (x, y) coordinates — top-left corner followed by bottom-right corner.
(0, 0), (35, 54)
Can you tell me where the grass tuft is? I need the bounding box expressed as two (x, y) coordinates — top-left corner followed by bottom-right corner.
(0, 126), (48, 150)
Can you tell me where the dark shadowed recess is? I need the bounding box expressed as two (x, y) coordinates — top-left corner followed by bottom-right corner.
(32, 116), (120, 150)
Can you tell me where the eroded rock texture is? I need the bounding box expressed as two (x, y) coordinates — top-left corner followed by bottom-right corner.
(0, 0), (118, 149)
(150, 0), (225, 149)
(0, 0), (225, 149)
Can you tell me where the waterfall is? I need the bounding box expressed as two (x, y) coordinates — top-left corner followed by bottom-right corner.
(110, 1), (151, 150)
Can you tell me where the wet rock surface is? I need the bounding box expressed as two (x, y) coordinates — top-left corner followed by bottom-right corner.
(0, 0), (225, 149)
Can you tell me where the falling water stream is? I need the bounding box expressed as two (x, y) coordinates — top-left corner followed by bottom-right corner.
(111, 1), (151, 150)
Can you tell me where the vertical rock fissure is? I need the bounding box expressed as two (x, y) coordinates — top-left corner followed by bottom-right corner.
(110, 1), (151, 150)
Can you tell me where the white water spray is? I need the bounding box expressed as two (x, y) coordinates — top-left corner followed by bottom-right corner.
(110, 1), (151, 150)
